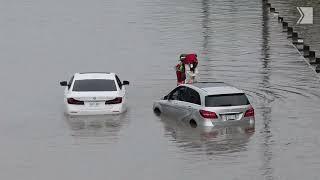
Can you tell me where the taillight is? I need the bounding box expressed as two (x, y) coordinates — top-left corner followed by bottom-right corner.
(105, 97), (122, 104)
(67, 98), (84, 105)
(199, 110), (218, 119)
(244, 106), (255, 117)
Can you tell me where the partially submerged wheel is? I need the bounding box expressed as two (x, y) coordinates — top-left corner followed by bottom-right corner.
(153, 108), (161, 116)
(189, 119), (197, 128)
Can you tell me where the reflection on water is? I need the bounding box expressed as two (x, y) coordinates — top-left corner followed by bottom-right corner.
(158, 114), (254, 157)
(260, 1), (274, 179)
(65, 113), (128, 143)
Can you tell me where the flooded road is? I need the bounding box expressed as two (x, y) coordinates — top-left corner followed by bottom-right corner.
(0, 0), (320, 179)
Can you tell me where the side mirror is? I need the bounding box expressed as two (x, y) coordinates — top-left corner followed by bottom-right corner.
(163, 95), (168, 100)
(60, 81), (67, 86)
(123, 80), (130, 85)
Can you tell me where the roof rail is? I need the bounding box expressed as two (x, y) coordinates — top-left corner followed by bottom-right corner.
(194, 81), (225, 84)
(192, 81), (229, 89)
(78, 72), (110, 74)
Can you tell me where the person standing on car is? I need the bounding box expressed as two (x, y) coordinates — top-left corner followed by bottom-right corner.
(175, 55), (186, 86)
(184, 53), (198, 84)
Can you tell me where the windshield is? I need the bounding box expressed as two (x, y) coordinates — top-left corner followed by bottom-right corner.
(205, 93), (250, 107)
(72, 79), (117, 91)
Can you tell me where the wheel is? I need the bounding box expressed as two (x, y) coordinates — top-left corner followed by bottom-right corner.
(153, 107), (161, 116)
(189, 119), (197, 128)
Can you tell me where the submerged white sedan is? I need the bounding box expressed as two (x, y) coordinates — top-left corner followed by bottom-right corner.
(60, 72), (129, 115)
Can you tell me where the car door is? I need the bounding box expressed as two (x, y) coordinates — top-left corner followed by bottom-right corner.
(161, 86), (190, 120)
(115, 75), (127, 109)
(159, 87), (181, 116)
(64, 75), (74, 100)
(115, 75), (125, 96)
(182, 87), (202, 122)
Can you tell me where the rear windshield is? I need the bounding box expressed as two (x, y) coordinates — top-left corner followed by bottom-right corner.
(72, 79), (117, 91)
(205, 93), (250, 107)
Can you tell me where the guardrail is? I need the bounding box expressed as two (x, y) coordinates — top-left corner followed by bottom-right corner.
(262, 0), (320, 73)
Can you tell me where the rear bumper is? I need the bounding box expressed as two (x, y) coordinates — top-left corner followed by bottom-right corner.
(199, 122), (255, 134)
(65, 104), (126, 115)
(66, 110), (124, 115)
(201, 117), (255, 127)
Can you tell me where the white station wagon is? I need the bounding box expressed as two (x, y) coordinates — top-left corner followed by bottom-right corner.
(153, 82), (255, 128)
(60, 72), (129, 115)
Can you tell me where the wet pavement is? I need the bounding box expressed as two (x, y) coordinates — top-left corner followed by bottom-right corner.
(0, 0), (320, 179)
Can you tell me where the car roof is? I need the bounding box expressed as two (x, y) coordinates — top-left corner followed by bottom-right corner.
(185, 82), (244, 95)
(73, 72), (116, 80)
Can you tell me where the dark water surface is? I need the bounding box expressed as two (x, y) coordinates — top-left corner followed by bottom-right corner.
(1, 0), (320, 179)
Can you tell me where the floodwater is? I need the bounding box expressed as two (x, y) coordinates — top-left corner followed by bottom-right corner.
(0, 0), (320, 179)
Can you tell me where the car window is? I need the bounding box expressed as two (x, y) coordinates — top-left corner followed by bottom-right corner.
(68, 76), (74, 89)
(115, 75), (122, 89)
(205, 93), (250, 107)
(170, 87), (187, 101)
(72, 79), (117, 91)
(185, 87), (201, 105)
(170, 88), (180, 100)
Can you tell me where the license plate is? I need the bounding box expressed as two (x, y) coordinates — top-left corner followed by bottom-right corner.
(226, 114), (236, 120)
(88, 102), (101, 107)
